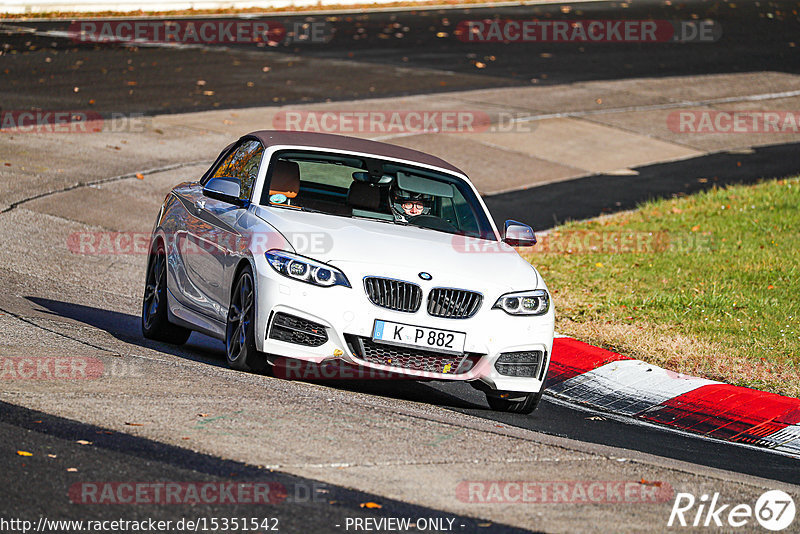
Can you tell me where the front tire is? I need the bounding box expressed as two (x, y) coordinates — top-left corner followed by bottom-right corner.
(486, 389), (544, 414)
(226, 266), (268, 373)
(142, 240), (191, 345)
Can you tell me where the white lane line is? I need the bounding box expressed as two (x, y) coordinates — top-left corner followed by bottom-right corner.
(257, 455), (603, 470)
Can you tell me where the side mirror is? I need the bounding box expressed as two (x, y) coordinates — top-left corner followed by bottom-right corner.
(203, 177), (247, 206)
(504, 220), (537, 247)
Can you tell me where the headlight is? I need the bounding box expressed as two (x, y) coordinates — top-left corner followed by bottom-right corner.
(492, 289), (549, 316)
(265, 250), (350, 288)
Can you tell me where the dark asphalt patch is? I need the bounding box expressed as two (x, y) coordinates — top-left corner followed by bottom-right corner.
(1, 400), (536, 533)
(0, 27), (518, 115)
(2, 0), (798, 115)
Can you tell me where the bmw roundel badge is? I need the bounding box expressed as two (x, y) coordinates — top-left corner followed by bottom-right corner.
(419, 272), (432, 281)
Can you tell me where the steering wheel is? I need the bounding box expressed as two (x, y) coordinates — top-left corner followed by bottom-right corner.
(408, 215), (459, 233)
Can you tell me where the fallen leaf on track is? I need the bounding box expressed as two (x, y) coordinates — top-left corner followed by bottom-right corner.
(639, 478), (662, 487)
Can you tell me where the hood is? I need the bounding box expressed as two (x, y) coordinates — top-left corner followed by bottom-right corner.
(253, 206), (539, 292)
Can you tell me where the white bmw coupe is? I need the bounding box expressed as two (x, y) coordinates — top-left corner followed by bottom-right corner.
(142, 131), (554, 413)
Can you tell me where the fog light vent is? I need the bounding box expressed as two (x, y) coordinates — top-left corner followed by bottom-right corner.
(269, 312), (328, 347)
(494, 350), (544, 378)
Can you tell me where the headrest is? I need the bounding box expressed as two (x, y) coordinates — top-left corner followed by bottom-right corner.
(347, 181), (381, 211)
(269, 160), (300, 199)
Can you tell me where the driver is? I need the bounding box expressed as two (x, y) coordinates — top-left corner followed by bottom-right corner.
(390, 186), (433, 221)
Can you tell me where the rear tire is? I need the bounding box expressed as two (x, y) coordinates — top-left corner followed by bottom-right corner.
(226, 266), (268, 373)
(142, 240), (191, 345)
(486, 389), (544, 414)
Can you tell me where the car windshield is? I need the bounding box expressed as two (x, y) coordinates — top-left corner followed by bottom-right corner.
(259, 150), (497, 240)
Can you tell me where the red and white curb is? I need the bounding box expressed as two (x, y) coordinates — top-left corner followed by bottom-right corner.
(546, 337), (800, 457)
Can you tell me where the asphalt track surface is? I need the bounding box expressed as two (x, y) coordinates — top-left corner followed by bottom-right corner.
(2, 0), (800, 530)
(23, 298), (800, 487)
(1, 401), (531, 533)
(2, 1), (800, 115)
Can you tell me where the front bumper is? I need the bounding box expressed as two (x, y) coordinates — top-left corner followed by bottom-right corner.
(252, 255), (555, 393)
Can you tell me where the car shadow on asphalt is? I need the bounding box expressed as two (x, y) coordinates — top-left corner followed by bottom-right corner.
(26, 296), (229, 369)
(485, 141), (800, 231)
(306, 378), (486, 411)
(24, 296), (487, 410)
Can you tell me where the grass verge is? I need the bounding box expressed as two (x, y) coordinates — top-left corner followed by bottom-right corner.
(526, 177), (800, 398)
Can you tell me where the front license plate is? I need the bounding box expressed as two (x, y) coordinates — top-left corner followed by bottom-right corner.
(372, 320), (466, 355)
